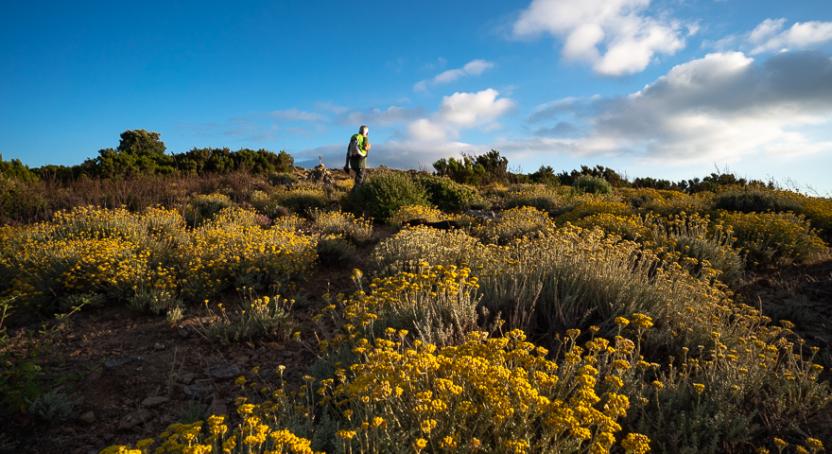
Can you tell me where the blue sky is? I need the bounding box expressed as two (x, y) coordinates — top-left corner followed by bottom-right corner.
(2, 0), (832, 193)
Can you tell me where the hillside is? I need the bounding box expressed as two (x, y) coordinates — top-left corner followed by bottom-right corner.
(1, 148), (831, 454)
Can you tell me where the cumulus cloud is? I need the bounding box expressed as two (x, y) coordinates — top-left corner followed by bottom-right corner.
(296, 89), (513, 169)
(510, 51), (832, 164)
(749, 19), (832, 54)
(512, 0), (690, 75)
(414, 59), (494, 92)
(407, 88), (515, 142)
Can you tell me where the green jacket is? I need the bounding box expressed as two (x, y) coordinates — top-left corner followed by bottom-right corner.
(348, 133), (369, 158)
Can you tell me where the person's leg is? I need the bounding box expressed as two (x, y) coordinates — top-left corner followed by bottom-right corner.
(349, 157), (363, 187)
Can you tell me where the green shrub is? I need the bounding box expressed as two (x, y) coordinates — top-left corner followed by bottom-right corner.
(573, 175), (612, 194)
(647, 212), (745, 285)
(503, 184), (563, 212)
(310, 209), (373, 243)
(183, 193), (234, 226)
(719, 211), (828, 268)
(414, 174), (487, 212)
(556, 198), (633, 224)
(198, 293), (295, 344)
(273, 188), (330, 212)
(316, 236), (357, 268)
(268, 172), (298, 187)
(713, 189), (802, 213)
(345, 172), (429, 221)
(472, 206), (554, 244)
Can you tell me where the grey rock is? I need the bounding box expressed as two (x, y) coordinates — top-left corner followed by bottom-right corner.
(79, 410), (96, 424)
(207, 364), (240, 380)
(178, 372), (196, 384)
(118, 408), (152, 430)
(103, 356), (135, 370)
(141, 396), (170, 408)
(183, 379), (214, 399)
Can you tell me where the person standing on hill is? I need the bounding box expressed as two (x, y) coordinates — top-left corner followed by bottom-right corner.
(344, 125), (371, 186)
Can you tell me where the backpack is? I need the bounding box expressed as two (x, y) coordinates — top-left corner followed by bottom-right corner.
(348, 135), (359, 157)
(347, 134), (366, 158)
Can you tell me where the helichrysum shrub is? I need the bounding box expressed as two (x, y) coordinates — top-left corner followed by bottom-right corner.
(387, 204), (447, 226)
(310, 209), (373, 243)
(713, 188), (802, 213)
(337, 263), (481, 346)
(574, 175), (612, 195)
(414, 174), (487, 212)
(573, 213), (649, 241)
(180, 223), (317, 301)
(273, 188), (330, 212)
(345, 172), (430, 222)
(646, 212), (744, 285)
(718, 210), (828, 267)
(0, 207), (183, 315)
(320, 328), (651, 454)
(503, 184), (563, 212)
(183, 192), (234, 226)
(472, 206), (554, 244)
(557, 197), (633, 224)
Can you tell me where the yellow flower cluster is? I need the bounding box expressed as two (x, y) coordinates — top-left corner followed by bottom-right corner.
(101, 413), (315, 454)
(327, 262), (480, 346)
(322, 328), (651, 453)
(309, 209), (373, 243)
(387, 204), (447, 226)
(473, 206), (554, 244)
(718, 210), (828, 266)
(556, 197), (633, 224)
(182, 222), (317, 299)
(572, 213), (649, 240)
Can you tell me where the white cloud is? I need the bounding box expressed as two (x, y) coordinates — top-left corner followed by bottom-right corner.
(414, 59), (495, 91)
(270, 108), (323, 122)
(749, 19), (832, 54)
(297, 89), (514, 170)
(513, 51), (832, 164)
(512, 0), (689, 75)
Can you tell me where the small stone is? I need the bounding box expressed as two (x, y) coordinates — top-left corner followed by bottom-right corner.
(118, 408), (153, 430)
(178, 372), (196, 384)
(207, 395), (227, 416)
(207, 364), (240, 380)
(79, 410), (96, 424)
(141, 396), (170, 408)
(104, 357), (135, 370)
(183, 379), (214, 399)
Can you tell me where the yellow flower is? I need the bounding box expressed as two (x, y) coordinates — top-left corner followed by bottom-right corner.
(692, 383), (705, 395)
(622, 433), (651, 454)
(414, 438), (428, 450)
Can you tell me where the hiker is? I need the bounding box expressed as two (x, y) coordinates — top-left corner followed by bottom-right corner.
(344, 125), (371, 186)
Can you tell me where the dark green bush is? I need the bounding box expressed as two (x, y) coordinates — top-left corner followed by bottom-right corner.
(713, 189), (802, 213)
(345, 172), (429, 221)
(573, 175), (612, 195)
(415, 175), (487, 212)
(183, 193), (234, 226)
(274, 189), (330, 212)
(316, 237), (357, 268)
